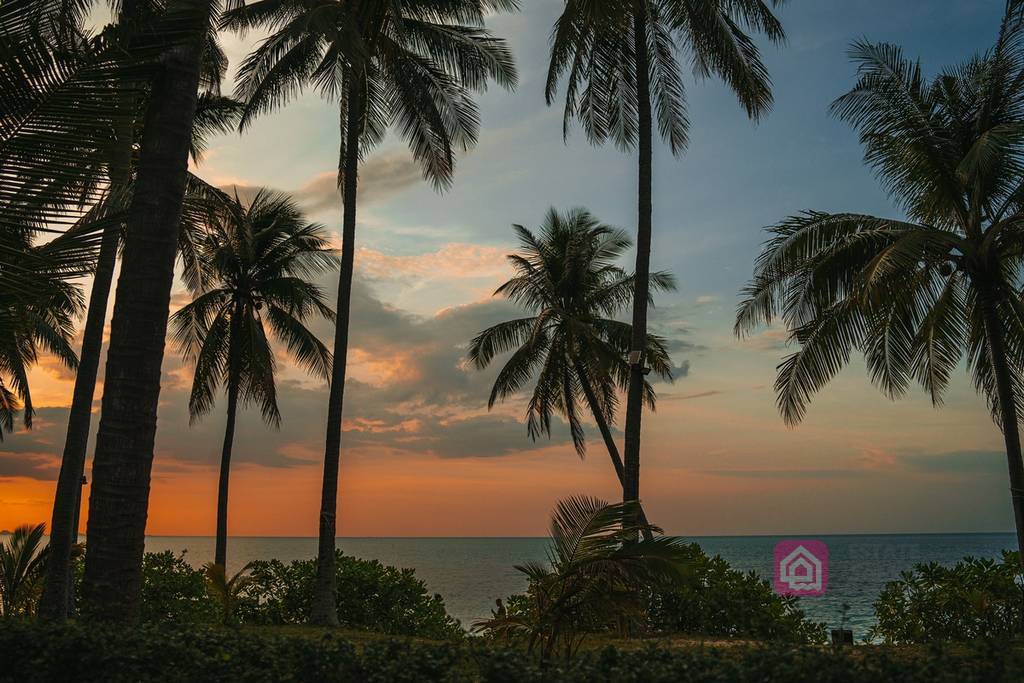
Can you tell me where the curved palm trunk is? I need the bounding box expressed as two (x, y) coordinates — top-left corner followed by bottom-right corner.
(37, 220), (119, 622)
(622, 5), (653, 522)
(38, 0), (144, 623)
(979, 289), (1024, 565)
(310, 83), (362, 626)
(215, 322), (242, 568)
(575, 366), (626, 481)
(81, 1), (210, 623)
(575, 365), (654, 540)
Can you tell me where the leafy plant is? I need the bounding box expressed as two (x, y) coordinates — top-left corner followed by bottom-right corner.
(203, 561), (255, 625)
(5, 621), (1020, 682)
(646, 543), (826, 644)
(235, 550), (462, 640)
(869, 551), (1024, 644)
(138, 551), (218, 625)
(474, 495), (691, 660)
(0, 524), (48, 616)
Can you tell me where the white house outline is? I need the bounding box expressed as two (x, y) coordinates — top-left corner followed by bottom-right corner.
(779, 545), (822, 592)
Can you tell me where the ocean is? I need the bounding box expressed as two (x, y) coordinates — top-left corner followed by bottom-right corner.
(136, 533), (1017, 637)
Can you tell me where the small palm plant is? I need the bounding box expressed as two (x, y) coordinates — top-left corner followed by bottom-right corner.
(171, 189), (336, 569)
(474, 495), (690, 660)
(0, 524), (48, 616)
(469, 208), (673, 504)
(204, 561), (256, 625)
(735, 4), (1024, 560)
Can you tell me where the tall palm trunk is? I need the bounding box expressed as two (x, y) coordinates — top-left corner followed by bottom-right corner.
(37, 221), (119, 622)
(215, 312), (242, 568)
(310, 82), (362, 626)
(576, 364), (653, 540)
(622, 5), (653, 519)
(39, 1), (144, 622)
(979, 287), (1024, 565)
(81, 0), (211, 623)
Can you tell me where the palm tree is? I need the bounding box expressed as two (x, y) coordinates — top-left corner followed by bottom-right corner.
(735, 3), (1024, 561)
(0, 234), (83, 438)
(546, 0), (786, 515)
(473, 495), (689, 660)
(80, 0), (223, 623)
(171, 189), (336, 568)
(32, 40), (239, 626)
(221, 0), (518, 625)
(468, 208), (674, 516)
(0, 524), (49, 617)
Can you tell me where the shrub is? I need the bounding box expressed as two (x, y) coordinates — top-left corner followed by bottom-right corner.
(487, 542), (825, 650)
(0, 621), (1022, 682)
(646, 543), (826, 643)
(869, 551), (1024, 644)
(235, 550), (462, 640)
(136, 551), (219, 625)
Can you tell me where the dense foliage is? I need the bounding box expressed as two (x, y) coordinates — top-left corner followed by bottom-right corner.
(137, 551), (219, 625)
(870, 551), (1024, 644)
(474, 497), (692, 658)
(646, 543), (826, 643)
(487, 541), (824, 649)
(1, 621), (1022, 682)
(235, 551), (462, 640)
(60, 550), (461, 639)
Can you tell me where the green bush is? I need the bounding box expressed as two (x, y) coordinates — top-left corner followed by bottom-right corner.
(0, 621), (1021, 682)
(138, 551), (219, 624)
(235, 550), (462, 640)
(869, 551), (1024, 644)
(489, 542), (825, 647)
(646, 543), (826, 643)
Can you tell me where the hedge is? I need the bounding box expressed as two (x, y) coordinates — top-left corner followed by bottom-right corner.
(1, 621), (1022, 682)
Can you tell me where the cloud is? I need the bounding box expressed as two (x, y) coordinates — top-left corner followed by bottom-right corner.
(701, 468), (871, 479)
(670, 360), (691, 378)
(356, 244), (509, 283)
(219, 148), (424, 217)
(742, 326), (790, 352)
(666, 390), (721, 401)
(896, 450), (1005, 476)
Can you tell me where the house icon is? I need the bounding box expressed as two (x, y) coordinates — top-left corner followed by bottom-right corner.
(779, 545), (822, 591)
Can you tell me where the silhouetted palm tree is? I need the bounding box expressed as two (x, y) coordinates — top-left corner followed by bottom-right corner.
(0, 236), (82, 438)
(546, 0), (785, 515)
(473, 495), (690, 660)
(80, 0), (224, 623)
(8, 0), (238, 623)
(735, 3), (1024, 560)
(469, 208), (673, 507)
(221, 0), (518, 624)
(171, 189), (335, 568)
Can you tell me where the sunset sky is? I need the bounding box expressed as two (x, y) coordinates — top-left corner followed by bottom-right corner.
(0, 1), (1014, 537)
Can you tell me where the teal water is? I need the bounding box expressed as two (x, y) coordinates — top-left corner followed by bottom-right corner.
(142, 533), (1016, 637)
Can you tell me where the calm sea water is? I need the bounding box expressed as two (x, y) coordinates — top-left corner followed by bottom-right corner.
(137, 533), (1015, 637)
